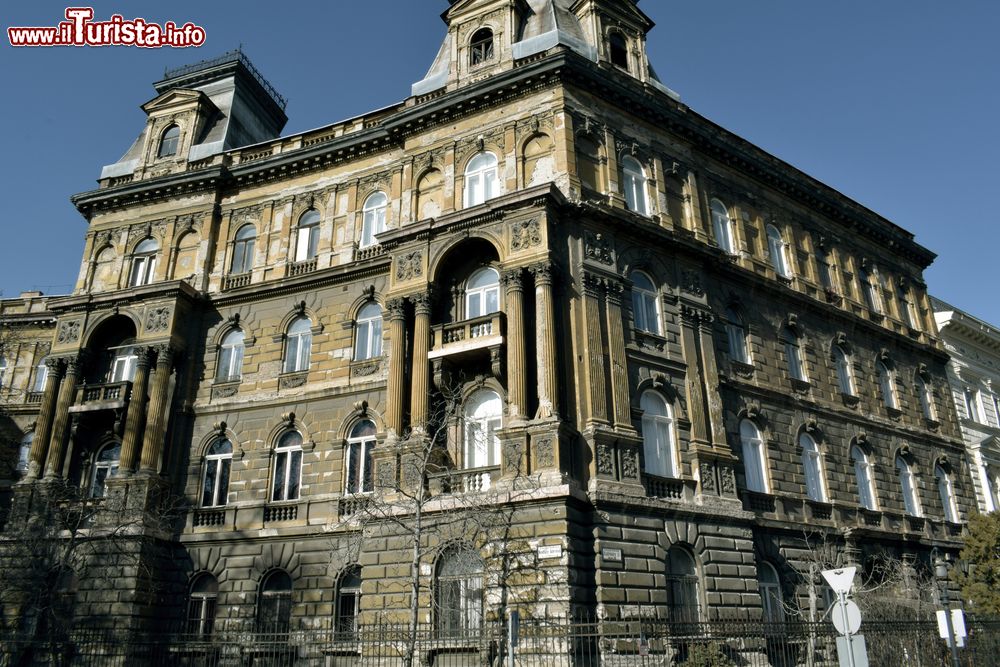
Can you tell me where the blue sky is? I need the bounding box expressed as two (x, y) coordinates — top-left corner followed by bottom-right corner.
(1, 1), (997, 323)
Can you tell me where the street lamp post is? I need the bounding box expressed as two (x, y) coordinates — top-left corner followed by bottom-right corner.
(932, 548), (961, 667)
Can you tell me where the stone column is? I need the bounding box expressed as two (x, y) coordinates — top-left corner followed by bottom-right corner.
(24, 358), (65, 480)
(680, 305), (711, 447)
(695, 311), (727, 446)
(384, 298), (407, 436)
(410, 292), (432, 429)
(43, 354), (84, 479)
(604, 280), (632, 428)
(119, 347), (153, 473)
(531, 264), (559, 419)
(502, 268), (527, 422)
(139, 346), (175, 474)
(581, 273), (608, 425)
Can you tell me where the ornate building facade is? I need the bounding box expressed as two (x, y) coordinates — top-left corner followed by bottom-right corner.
(1, 0), (975, 639)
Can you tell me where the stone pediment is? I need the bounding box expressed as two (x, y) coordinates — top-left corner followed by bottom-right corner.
(141, 88), (215, 115)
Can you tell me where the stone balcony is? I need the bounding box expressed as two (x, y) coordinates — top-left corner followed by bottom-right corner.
(429, 313), (505, 360)
(428, 465), (502, 495)
(70, 381), (132, 413)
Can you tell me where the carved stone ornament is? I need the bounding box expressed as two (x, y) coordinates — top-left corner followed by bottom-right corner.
(700, 461), (717, 493)
(144, 306), (171, 333)
(212, 384), (239, 399)
(511, 219), (541, 251)
(584, 231), (613, 265)
(680, 269), (705, 297)
(279, 374), (307, 389)
(534, 438), (555, 469)
(376, 462), (395, 489)
(504, 441), (523, 475)
(597, 442), (615, 476)
(351, 359), (381, 377)
(720, 467), (737, 494)
(395, 251), (424, 281)
(621, 449), (638, 479)
(57, 320), (82, 344)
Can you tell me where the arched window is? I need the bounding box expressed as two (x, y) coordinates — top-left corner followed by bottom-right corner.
(465, 267), (500, 319)
(202, 439), (233, 508)
(782, 328), (807, 382)
(17, 432), (33, 474)
(129, 238), (158, 287)
(877, 361), (898, 409)
(216, 329), (245, 382)
(354, 303), (383, 361)
(799, 433), (826, 502)
(766, 224), (792, 278)
(295, 210), (321, 262)
(666, 546), (700, 623)
(345, 420), (376, 495)
(609, 32), (629, 69)
(335, 566), (362, 639)
(710, 198), (735, 254)
(231, 224), (256, 275)
(851, 445), (877, 510)
(256, 570), (293, 632)
(740, 420), (768, 493)
(725, 307), (750, 365)
(158, 124), (180, 158)
(470, 28), (494, 66)
(575, 135), (603, 193)
(630, 271), (661, 335)
(283, 317), (312, 373)
(464, 389), (502, 472)
(436, 547), (483, 636)
(108, 342), (138, 383)
(464, 152), (499, 208)
(860, 265), (884, 314)
(621, 155), (650, 216)
(360, 192), (387, 248)
(918, 377), (937, 421)
(90, 442), (121, 498)
(834, 346), (856, 396)
(32, 358), (49, 393)
(186, 573), (218, 637)
(91, 246), (116, 291)
(641, 391), (678, 478)
(896, 455), (921, 517)
(936, 465), (959, 523)
(758, 562), (785, 623)
(272, 431), (303, 502)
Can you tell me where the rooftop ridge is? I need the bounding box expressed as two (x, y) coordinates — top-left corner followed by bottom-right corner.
(162, 48), (287, 110)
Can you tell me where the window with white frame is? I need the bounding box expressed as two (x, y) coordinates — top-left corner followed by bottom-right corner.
(271, 431), (303, 502)
(895, 455), (921, 517)
(32, 358), (49, 393)
(17, 432), (33, 474)
(799, 432), (826, 502)
(128, 238), (158, 287)
(816, 246), (836, 292)
(464, 152), (499, 207)
(936, 465), (959, 523)
(918, 377), (937, 421)
(877, 361), (898, 410)
(630, 271), (661, 335)
(256, 570), (293, 632)
(640, 391), (678, 478)
(758, 562), (785, 623)
(621, 156), (650, 216)
(201, 438), (233, 508)
(158, 124), (180, 158)
(353, 303), (383, 361)
(469, 28), (494, 66)
(108, 344), (138, 383)
(336, 566), (362, 639)
(186, 574), (218, 637)
(345, 420), (376, 495)
(216, 329), (245, 382)
(834, 346), (856, 396)
(360, 192), (387, 248)
(464, 389), (502, 470)
(283, 317), (312, 374)
(231, 224), (256, 275)
(710, 198), (736, 254)
(740, 419), (768, 493)
(782, 328), (807, 382)
(294, 210), (321, 262)
(465, 267), (500, 319)
(965, 387), (982, 422)
(436, 547), (483, 636)
(90, 442), (120, 498)
(724, 307), (750, 365)
(861, 265), (884, 314)
(851, 445), (877, 510)
(766, 224), (792, 278)
(666, 546), (700, 623)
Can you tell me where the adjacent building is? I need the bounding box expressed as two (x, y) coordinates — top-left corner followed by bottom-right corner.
(1, 0), (975, 644)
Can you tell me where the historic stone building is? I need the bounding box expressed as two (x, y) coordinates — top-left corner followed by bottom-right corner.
(934, 298), (1000, 514)
(1, 0), (975, 641)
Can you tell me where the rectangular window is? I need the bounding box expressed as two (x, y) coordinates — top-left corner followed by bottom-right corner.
(966, 389), (982, 422)
(785, 342), (806, 382)
(346, 441), (373, 494)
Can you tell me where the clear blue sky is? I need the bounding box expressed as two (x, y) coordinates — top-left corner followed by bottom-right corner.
(1, 1), (997, 323)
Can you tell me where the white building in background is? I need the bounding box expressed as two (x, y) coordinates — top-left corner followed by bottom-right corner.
(934, 297), (1000, 513)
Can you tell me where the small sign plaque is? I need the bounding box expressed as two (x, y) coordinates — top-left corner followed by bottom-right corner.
(537, 544), (563, 560)
(603, 548), (623, 563)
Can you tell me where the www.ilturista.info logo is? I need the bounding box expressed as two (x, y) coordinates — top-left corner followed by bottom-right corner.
(8, 7), (206, 47)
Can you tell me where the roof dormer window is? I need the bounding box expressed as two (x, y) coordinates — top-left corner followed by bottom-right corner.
(470, 28), (495, 66)
(157, 124), (180, 158)
(609, 33), (629, 70)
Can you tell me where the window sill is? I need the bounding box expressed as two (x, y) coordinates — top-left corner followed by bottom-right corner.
(885, 406), (903, 420)
(278, 371), (308, 389)
(742, 490), (776, 513)
(840, 393), (860, 409)
(212, 379), (241, 399)
(288, 257), (318, 277)
(789, 378), (811, 394)
(223, 272), (252, 291)
(806, 500), (833, 521)
(633, 329), (667, 353)
(263, 502), (299, 523)
(350, 357), (383, 378)
(729, 360), (755, 379)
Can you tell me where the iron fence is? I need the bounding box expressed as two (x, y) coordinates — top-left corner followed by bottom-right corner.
(2, 616), (999, 666)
